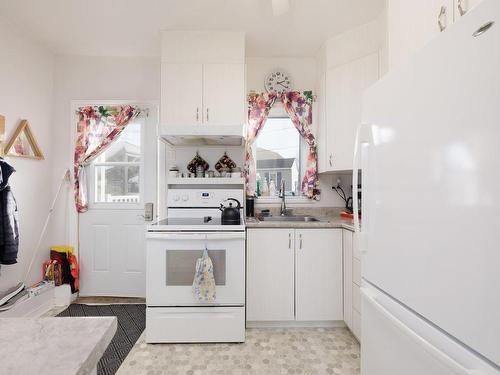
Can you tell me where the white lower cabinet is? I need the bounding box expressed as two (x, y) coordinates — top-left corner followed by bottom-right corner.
(343, 229), (361, 341)
(246, 228), (343, 323)
(246, 229), (295, 321)
(295, 229), (343, 321)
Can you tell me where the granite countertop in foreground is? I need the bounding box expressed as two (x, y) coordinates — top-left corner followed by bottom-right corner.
(0, 317), (117, 375)
(245, 207), (356, 231)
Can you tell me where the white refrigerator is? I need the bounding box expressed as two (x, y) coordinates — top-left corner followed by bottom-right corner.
(355, 0), (500, 374)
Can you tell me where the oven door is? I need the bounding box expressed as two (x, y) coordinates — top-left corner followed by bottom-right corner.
(146, 232), (245, 306)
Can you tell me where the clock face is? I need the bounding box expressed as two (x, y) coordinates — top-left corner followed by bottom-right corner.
(265, 70), (291, 94)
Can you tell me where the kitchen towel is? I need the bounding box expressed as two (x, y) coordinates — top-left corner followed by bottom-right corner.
(192, 248), (216, 302)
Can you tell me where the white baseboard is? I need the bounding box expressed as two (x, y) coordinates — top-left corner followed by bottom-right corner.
(246, 320), (346, 329)
(0, 285), (74, 318)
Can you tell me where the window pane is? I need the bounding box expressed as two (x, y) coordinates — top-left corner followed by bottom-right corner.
(95, 165), (140, 203)
(95, 121), (141, 162)
(256, 118), (301, 196)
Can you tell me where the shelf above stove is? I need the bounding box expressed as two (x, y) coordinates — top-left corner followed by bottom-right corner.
(167, 177), (245, 185)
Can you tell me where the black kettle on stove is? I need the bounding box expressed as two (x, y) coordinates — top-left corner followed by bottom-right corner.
(220, 198), (241, 225)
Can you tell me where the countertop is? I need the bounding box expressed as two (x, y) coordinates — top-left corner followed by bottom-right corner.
(0, 317), (117, 375)
(245, 208), (355, 231)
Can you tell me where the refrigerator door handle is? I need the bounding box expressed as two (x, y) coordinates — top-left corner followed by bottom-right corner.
(361, 287), (487, 375)
(352, 123), (363, 233)
(353, 123), (371, 254)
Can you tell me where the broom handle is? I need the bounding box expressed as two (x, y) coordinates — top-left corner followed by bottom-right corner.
(23, 169), (71, 285)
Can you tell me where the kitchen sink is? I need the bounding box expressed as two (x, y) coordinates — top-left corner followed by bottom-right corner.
(259, 216), (321, 222)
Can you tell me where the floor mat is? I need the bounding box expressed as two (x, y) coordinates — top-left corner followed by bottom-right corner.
(57, 303), (145, 375)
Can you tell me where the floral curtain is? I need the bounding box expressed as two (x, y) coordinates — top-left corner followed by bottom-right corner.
(74, 105), (141, 213)
(244, 90), (320, 200)
(281, 91), (320, 200)
(244, 92), (278, 197)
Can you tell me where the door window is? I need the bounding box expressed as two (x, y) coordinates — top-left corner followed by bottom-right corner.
(91, 119), (143, 206)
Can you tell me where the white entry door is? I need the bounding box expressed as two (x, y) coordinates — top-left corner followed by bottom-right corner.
(79, 106), (158, 297)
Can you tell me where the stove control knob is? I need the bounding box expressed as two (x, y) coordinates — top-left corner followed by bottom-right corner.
(182, 195), (189, 202)
(173, 195), (180, 202)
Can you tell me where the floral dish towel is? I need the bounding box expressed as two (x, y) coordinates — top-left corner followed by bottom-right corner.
(192, 248), (216, 302)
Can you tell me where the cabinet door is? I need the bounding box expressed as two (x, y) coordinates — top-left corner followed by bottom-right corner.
(342, 230), (353, 329)
(325, 52), (379, 171)
(161, 63), (203, 129)
(316, 72), (328, 173)
(295, 229), (343, 321)
(387, 0), (454, 70)
(247, 229), (295, 321)
(202, 63), (245, 126)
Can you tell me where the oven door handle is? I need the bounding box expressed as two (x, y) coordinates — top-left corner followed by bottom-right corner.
(147, 232), (246, 240)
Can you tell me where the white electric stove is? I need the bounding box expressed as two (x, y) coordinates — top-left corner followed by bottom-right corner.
(145, 187), (246, 343)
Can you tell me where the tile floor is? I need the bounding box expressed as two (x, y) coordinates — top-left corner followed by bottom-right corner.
(48, 299), (360, 374)
(117, 327), (360, 375)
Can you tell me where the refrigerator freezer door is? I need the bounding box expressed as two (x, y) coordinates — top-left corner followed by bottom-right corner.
(361, 285), (499, 375)
(361, 0), (500, 367)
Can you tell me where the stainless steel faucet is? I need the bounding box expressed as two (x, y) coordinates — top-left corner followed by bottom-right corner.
(279, 180), (287, 216)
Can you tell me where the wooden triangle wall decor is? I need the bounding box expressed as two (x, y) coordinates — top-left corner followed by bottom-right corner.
(4, 119), (44, 160)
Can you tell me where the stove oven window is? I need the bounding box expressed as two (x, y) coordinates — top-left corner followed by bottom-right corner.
(166, 250), (226, 286)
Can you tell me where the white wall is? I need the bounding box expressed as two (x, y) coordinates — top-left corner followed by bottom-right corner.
(0, 17), (55, 289)
(246, 57), (317, 93)
(246, 57), (347, 208)
(49, 55), (161, 248)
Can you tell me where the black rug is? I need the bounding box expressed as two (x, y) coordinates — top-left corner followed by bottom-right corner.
(57, 304), (146, 375)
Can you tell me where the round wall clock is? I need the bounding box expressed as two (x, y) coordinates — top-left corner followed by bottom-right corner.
(265, 70), (292, 94)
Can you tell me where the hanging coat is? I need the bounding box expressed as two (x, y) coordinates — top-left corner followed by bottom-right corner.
(0, 159), (19, 265)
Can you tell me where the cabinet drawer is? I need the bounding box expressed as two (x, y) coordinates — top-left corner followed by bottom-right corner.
(146, 306), (245, 343)
(353, 258), (361, 286)
(353, 283), (361, 313)
(352, 309), (361, 341)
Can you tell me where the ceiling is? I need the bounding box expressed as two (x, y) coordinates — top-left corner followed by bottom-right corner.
(0, 0), (385, 57)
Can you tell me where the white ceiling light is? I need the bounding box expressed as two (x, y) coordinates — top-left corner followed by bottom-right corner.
(272, 0), (290, 16)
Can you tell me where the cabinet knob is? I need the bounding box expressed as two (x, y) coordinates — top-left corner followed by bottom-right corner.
(438, 5), (447, 32)
(457, 0), (467, 16)
(329, 154), (333, 167)
(288, 233), (292, 249)
(196, 107), (199, 121)
(206, 108), (209, 122)
(299, 234), (303, 249)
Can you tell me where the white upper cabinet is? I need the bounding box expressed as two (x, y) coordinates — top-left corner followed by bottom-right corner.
(161, 63), (203, 127)
(324, 52), (379, 171)
(316, 17), (385, 173)
(160, 31), (246, 131)
(202, 63), (245, 127)
(387, 0), (484, 71)
(387, 0), (454, 70)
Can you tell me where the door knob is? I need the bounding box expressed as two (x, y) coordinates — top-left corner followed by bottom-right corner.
(143, 202), (154, 221)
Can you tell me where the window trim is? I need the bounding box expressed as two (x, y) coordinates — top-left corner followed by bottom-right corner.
(254, 107), (309, 203)
(88, 116), (145, 210)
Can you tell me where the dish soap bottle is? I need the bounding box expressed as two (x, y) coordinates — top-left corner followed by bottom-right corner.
(269, 179), (276, 196)
(261, 177), (269, 196)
